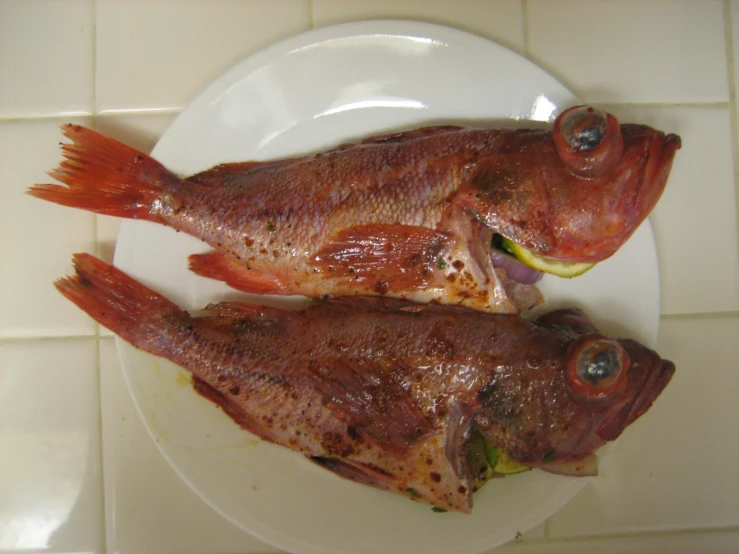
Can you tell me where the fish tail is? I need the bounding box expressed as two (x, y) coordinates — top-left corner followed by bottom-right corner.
(27, 124), (179, 220)
(55, 253), (187, 352)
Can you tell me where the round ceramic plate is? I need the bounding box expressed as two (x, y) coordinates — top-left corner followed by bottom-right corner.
(114, 21), (660, 554)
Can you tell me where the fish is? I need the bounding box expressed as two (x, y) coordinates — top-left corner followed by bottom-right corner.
(56, 253), (675, 513)
(29, 106), (681, 313)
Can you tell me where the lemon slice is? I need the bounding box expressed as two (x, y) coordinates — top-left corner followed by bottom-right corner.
(484, 444), (531, 475)
(501, 238), (595, 278)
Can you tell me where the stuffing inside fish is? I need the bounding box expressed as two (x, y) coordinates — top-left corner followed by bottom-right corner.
(29, 106), (680, 314)
(56, 253), (675, 513)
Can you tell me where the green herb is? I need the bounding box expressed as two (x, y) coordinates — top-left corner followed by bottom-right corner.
(267, 223), (276, 233)
(483, 443), (501, 468)
(542, 450), (556, 463)
(515, 531), (522, 540)
(431, 507), (448, 513)
(406, 487), (420, 498)
(437, 258), (446, 270)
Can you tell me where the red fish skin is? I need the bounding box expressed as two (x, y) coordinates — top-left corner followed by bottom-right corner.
(30, 110), (680, 312)
(160, 121), (677, 303)
(55, 253), (675, 513)
(159, 126), (520, 312)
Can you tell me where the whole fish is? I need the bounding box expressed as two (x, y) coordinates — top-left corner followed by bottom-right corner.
(57, 253), (675, 513)
(30, 106), (680, 313)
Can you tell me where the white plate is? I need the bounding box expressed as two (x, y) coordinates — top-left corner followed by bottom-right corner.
(113, 21), (660, 554)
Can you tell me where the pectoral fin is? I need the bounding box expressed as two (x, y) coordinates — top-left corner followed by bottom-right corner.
(312, 224), (449, 293)
(309, 358), (434, 456)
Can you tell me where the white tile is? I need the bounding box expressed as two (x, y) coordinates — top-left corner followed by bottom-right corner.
(528, 0), (729, 103)
(99, 338), (279, 553)
(312, 0), (524, 53)
(0, 119), (97, 339)
(0, 338), (103, 553)
(603, 106), (739, 315)
(0, 0), (94, 118)
(481, 529), (739, 554)
(95, 0), (311, 113)
(547, 315), (739, 537)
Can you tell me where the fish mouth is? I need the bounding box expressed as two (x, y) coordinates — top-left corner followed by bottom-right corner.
(636, 130), (681, 219)
(596, 344), (675, 441)
(630, 354), (675, 422)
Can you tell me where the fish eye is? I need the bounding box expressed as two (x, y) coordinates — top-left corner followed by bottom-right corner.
(553, 106), (624, 178)
(561, 107), (606, 151)
(566, 336), (630, 402)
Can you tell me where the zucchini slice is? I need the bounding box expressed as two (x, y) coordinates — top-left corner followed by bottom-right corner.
(483, 443), (531, 475)
(501, 238), (595, 278)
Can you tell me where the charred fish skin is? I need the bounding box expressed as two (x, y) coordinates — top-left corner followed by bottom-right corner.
(55, 253), (675, 513)
(29, 107), (680, 313)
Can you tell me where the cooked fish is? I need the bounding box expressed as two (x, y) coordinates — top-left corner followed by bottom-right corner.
(55, 253), (675, 512)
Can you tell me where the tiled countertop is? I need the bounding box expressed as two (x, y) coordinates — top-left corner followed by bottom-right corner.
(2, 1), (738, 553)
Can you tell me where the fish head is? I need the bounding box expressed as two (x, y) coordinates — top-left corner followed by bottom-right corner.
(476, 308), (675, 464)
(542, 308), (674, 457)
(543, 106), (682, 262)
(458, 106), (681, 265)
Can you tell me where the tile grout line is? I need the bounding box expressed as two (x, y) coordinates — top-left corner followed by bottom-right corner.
(540, 523), (739, 545)
(595, 101), (731, 110)
(725, 0), (739, 273)
(0, 108), (182, 125)
(93, 327), (108, 554)
(661, 310), (739, 320)
(0, 102), (731, 126)
(90, 0), (100, 350)
(0, 334), (97, 344)
(0, 113), (94, 124)
(521, 0), (530, 57)
(92, 0), (97, 118)
(95, 107), (183, 117)
(90, 1), (110, 552)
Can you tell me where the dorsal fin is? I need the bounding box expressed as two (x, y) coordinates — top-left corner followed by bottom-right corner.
(333, 125), (464, 151)
(186, 161), (271, 187)
(358, 125), (463, 144)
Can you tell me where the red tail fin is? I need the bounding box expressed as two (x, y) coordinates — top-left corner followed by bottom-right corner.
(27, 124), (179, 220)
(55, 253), (187, 353)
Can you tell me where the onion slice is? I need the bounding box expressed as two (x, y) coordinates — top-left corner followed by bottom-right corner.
(539, 453), (598, 477)
(490, 249), (544, 285)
